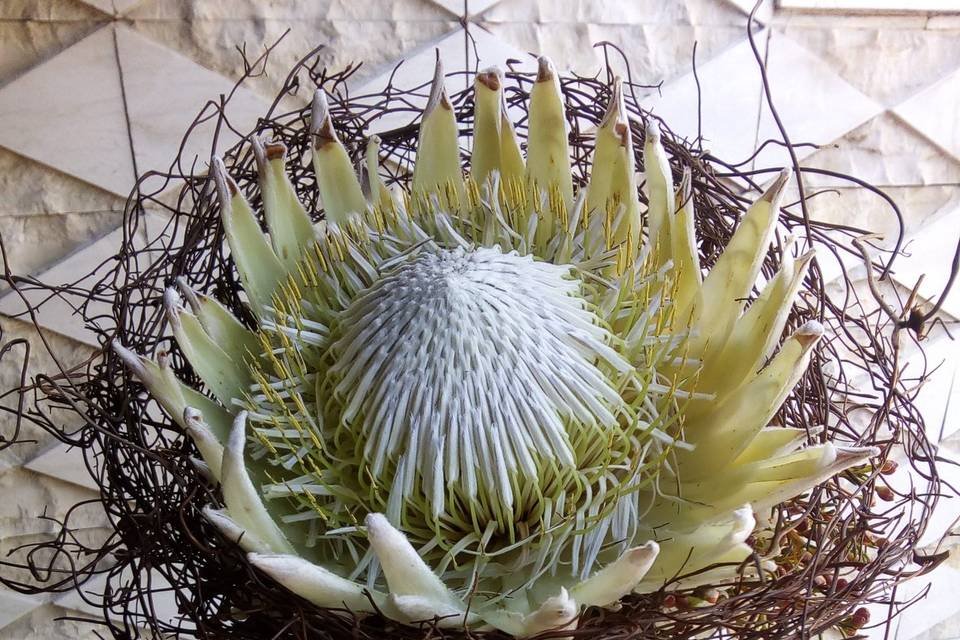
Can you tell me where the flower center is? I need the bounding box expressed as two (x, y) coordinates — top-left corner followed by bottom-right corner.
(325, 245), (629, 525)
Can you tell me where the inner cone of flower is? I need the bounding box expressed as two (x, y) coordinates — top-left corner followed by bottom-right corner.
(115, 56), (877, 636)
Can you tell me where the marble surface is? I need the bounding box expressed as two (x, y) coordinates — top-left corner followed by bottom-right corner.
(2, 0), (960, 638)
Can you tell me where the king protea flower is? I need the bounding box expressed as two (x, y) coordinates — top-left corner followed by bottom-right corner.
(114, 56), (877, 636)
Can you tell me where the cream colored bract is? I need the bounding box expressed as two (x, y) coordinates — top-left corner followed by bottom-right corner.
(115, 56), (876, 637)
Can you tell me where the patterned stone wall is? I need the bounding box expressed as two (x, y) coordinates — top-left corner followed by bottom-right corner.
(1, 0), (960, 638)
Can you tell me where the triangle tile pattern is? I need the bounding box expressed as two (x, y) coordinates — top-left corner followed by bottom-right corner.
(866, 564), (960, 640)
(24, 442), (100, 492)
(800, 112), (960, 188)
(889, 202), (960, 319)
(752, 32), (883, 171)
(0, 25), (136, 197)
(116, 26), (270, 180)
(0, 223), (131, 347)
(0, 589), (43, 630)
(639, 34), (767, 166)
(720, 0), (774, 21)
(428, 0), (505, 18)
(895, 65), (960, 163)
(480, 6), (750, 86)
(779, 0), (960, 9)
(481, 0), (748, 25)
(777, 25), (960, 109)
(54, 568), (180, 627)
(0, 5), (106, 88)
(77, 0), (147, 16)
(880, 445), (960, 550)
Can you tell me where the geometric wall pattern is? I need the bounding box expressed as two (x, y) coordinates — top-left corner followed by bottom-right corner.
(1, 0), (959, 638)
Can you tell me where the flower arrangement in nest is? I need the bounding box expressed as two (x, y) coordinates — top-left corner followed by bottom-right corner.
(0, 44), (947, 640)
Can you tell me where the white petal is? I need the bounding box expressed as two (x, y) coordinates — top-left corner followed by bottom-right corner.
(183, 407), (224, 480)
(202, 506), (273, 554)
(364, 514), (456, 604)
(248, 552), (380, 613)
(221, 412), (296, 554)
(571, 541), (659, 607)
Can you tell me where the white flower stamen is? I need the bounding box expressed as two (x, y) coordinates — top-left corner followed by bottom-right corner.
(329, 245), (627, 521)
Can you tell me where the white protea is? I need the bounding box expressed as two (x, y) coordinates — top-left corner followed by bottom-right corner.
(114, 57), (877, 636)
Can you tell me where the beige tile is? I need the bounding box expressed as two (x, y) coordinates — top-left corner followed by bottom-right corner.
(720, 0), (774, 21)
(789, 184), (957, 248)
(0, 317), (95, 467)
(126, 0), (447, 21)
(0, 468), (103, 538)
(896, 65), (960, 162)
(0, 211), (122, 276)
(0, 603), (105, 640)
(0, 590), (42, 633)
(0, 0), (103, 20)
(482, 0), (747, 26)
(867, 564), (960, 640)
(753, 32), (883, 171)
(800, 112), (960, 187)
(0, 528), (113, 610)
(127, 12), (457, 102)
(0, 147), (123, 217)
(786, 184), (957, 287)
(0, 19), (105, 86)
(639, 33), (766, 167)
(484, 20), (747, 82)
(432, 0), (503, 18)
(0, 25), (137, 197)
(890, 199), (960, 319)
(778, 24), (960, 107)
(779, 0), (960, 9)
(926, 13), (960, 28)
(75, 0), (148, 16)
(115, 26), (269, 176)
(0, 222), (127, 346)
(772, 10), (931, 29)
(24, 441), (100, 491)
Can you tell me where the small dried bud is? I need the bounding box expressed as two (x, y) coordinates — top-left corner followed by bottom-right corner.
(662, 594), (677, 609)
(698, 587), (720, 604)
(880, 459), (898, 475)
(836, 578), (849, 590)
(851, 607), (870, 628)
(876, 485), (895, 501)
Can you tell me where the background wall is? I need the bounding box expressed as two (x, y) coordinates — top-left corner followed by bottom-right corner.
(1, 0), (960, 638)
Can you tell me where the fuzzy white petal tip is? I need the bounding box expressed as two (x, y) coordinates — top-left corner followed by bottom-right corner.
(111, 340), (147, 378)
(645, 118), (661, 141)
(522, 587), (578, 637)
(183, 407), (224, 480)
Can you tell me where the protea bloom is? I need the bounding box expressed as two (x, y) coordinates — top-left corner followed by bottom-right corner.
(114, 56), (877, 636)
